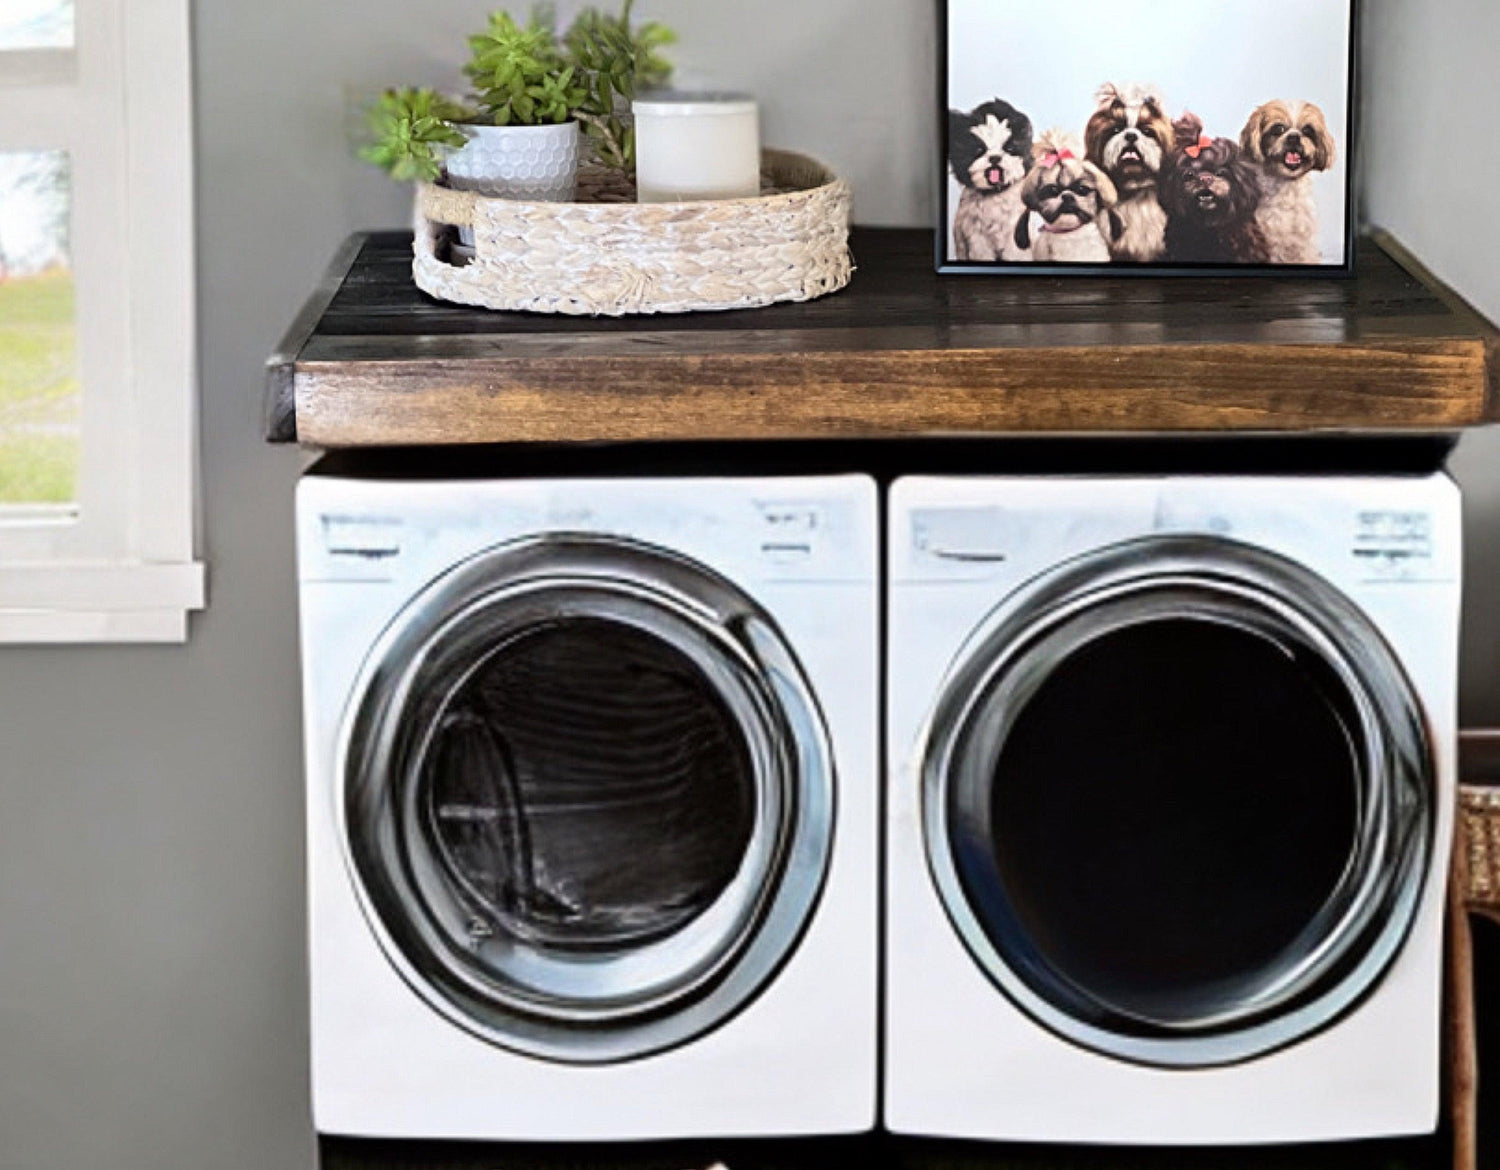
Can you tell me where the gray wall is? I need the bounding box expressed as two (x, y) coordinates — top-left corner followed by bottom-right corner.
(0, 2), (1493, 1167)
(1362, 0), (1500, 726)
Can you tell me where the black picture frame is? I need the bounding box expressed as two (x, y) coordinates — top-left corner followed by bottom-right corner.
(936, 0), (1360, 278)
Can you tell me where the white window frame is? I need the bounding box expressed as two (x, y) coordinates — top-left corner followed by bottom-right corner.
(0, 0), (202, 643)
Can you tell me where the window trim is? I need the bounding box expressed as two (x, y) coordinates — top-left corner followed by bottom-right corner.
(0, 47), (74, 85)
(0, 0), (203, 644)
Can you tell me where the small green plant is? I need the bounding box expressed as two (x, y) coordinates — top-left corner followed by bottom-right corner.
(360, 88), (473, 182)
(565, 0), (676, 169)
(360, 3), (677, 184)
(465, 10), (585, 126)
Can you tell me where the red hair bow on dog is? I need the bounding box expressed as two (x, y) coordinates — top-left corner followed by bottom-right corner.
(1184, 136), (1213, 159)
(1041, 149), (1075, 167)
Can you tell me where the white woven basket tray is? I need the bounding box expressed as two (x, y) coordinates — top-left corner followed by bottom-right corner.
(412, 149), (852, 317)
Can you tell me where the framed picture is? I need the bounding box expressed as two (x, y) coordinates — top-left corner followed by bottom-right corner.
(939, 0), (1357, 276)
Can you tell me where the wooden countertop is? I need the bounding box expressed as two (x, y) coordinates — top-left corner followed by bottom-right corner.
(266, 228), (1499, 448)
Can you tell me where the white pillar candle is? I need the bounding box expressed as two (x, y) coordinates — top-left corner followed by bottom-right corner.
(633, 92), (761, 204)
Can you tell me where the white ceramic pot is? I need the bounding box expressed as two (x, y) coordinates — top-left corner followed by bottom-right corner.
(445, 121), (580, 202)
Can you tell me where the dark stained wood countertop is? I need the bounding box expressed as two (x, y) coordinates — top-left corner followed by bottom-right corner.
(266, 227), (1499, 447)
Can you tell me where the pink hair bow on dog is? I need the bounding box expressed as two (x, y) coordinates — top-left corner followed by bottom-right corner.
(1184, 136), (1213, 159)
(1041, 149), (1075, 167)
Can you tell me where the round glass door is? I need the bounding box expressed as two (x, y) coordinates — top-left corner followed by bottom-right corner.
(921, 537), (1433, 1068)
(342, 536), (834, 1063)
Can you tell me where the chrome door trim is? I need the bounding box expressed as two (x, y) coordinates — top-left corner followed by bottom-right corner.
(339, 535), (836, 1064)
(918, 536), (1433, 1068)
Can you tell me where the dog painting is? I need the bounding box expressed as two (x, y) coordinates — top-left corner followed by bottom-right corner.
(941, 0), (1353, 273)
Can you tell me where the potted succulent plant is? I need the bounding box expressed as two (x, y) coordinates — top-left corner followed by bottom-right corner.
(452, 10), (587, 201)
(360, 3), (675, 197)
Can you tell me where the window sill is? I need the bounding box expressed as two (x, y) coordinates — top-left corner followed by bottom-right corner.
(0, 48), (75, 87)
(0, 562), (206, 644)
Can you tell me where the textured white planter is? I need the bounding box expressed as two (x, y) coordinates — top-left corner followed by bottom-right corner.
(445, 121), (580, 202)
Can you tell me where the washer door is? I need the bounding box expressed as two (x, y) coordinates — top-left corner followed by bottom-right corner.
(921, 536), (1433, 1068)
(342, 536), (834, 1063)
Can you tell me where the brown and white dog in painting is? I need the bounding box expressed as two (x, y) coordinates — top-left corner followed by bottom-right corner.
(1084, 83), (1175, 263)
(1013, 131), (1120, 263)
(1240, 101), (1338, 265)
(948, 99), (1036, 262)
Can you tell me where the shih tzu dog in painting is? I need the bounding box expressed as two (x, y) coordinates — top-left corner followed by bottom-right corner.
(1162, 113), (1270, 265)
(1240, 101), (1338, 264)
(1012, 131), (1120, 263)
(1084, 83), (1175, 262)
(948, 99), (1036, 261)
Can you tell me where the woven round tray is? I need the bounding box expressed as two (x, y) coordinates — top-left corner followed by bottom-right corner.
(412, 149), (852, 316)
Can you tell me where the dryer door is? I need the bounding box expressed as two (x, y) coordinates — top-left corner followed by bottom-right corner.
(921, 536), (1433, 1068)
(342, 536), (834, 1063)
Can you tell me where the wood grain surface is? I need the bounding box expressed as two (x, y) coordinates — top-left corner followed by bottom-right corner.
(267, 229), (1499, 447)
(265, 233), (366, 444)
(1452, 732), (1500, 1170)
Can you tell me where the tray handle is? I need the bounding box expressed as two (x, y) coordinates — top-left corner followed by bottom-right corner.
(418, 183), (477, 229)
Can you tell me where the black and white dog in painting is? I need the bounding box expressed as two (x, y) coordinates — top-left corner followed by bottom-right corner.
(948, 99), (1035, 262)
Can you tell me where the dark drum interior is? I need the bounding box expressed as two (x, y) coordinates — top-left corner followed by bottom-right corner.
(419, 617), (758, 953)
(975, 616), (1362, 1026)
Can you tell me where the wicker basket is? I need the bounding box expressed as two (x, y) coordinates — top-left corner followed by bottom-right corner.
(412, 149), (852, 317)
(1462, 785), (1500, 915)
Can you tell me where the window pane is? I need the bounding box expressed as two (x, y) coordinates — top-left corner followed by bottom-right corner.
(0, 0), (73, 50)
(0, 149), (77, 504)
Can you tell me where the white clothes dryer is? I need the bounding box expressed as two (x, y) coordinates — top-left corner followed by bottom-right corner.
(885, 475), (1461, 1146)
(298, 474), (878, 1140)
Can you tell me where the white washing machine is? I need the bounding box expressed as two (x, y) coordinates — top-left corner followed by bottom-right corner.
(297, 473), (878, 1140)
(886, 475), (1461, 1146)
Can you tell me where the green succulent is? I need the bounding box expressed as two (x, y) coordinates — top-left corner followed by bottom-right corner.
(360, 2), (677, 185)
(465, 9), (585, 126)
(565, 0), (676, 170)
(359, 87), (473, 182)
